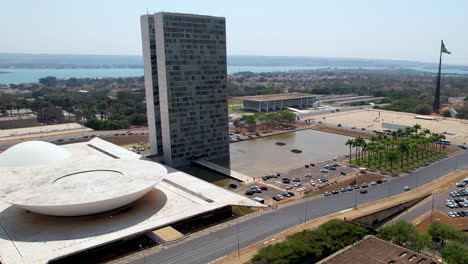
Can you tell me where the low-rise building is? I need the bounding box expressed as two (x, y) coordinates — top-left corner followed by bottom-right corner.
(242, 92), (317, 112)
(318, 235), (442, 264)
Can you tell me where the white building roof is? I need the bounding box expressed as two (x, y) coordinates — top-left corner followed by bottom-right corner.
(0, 141), (71, 167)
(0, 138), (263, 264)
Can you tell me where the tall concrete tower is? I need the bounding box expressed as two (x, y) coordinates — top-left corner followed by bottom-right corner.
(141, 12), (230, 166)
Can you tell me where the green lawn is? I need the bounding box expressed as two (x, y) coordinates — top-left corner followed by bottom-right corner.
(349, 151), (446, 175)
(232, 206), (256, 215)
(301, 192), (321, 199)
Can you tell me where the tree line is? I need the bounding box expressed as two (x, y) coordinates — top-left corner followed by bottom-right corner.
(345, 124), (447, 174)
(233, 110), (296, 132)
(252, 219), (467, 264)
(378, 220), (467, 264)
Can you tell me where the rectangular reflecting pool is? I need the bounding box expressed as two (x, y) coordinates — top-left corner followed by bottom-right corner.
(212, 129), (353, 177)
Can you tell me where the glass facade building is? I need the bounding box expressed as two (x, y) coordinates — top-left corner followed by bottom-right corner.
(141, 12), (229, 166)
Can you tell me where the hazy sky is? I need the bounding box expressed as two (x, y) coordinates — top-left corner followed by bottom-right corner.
(1, 0), (467, 64)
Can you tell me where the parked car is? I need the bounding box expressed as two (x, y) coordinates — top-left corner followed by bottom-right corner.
(294, 183), (302, 187)
(324, 192), (331, 196)
(361, 183), (369, 188)
(273, 195), (283, 201)
(360, 189), (368, 194)
(286, 185), (294, 190)
(283, 192), (292, 197)
(292, 177), (300, 182)
(304, 174), (312, 178)
(282, 178), (291, 184)
(370, 181), (377, 186)
(229, 183), (237, 189)
(259, 186), (268, 190)
(245, 190), (255, 195)
(309, 163), (315, 167)
(340, 171), (347, 176)
(404, 186), (411, 191)
(332, 190), (339, 194)
(340, 188), (347, 192)
(320, 169), (328, 173)
(304, 164), (309, 168)
(286, 191), (295, 196)
(346, 186), (354, 191)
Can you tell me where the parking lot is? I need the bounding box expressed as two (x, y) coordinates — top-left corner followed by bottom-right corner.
(228, 157), (395, 204)
(444, 180), (468, 218)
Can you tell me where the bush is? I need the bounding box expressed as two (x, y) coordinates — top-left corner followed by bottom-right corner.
(377, 220), (433, 252)
(252, 219), (368, 264)
(441, 242), (468, 264)
(414, 104), (432, 115)
(84, 118), (129, 130)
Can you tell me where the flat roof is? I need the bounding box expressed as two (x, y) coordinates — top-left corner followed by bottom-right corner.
(318, 236), (442, 264)
(0, 138), (263, 264)
(0, 123), (92, 140)
(241, 92), (316, 102)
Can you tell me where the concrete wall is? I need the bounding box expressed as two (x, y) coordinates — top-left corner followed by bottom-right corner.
(352, 195), (430, 229)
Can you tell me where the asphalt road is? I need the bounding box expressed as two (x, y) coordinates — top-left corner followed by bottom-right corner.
(128, 151), (468, 264)
(0, 130), (149, 149)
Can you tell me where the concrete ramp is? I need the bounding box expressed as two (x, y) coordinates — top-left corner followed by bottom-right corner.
(286, 107), (304, 113)
(351, 194), (430, 230)
(194, 160), (255, 182)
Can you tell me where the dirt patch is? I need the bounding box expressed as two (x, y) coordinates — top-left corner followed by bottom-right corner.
(311, 172), (384, 194)
(310, 125), (372, 139)
(415, 210), (468, 232)
(55, 134), (149, 147)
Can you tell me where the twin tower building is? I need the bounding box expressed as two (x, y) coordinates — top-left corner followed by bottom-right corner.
(141, 12), (230, 166)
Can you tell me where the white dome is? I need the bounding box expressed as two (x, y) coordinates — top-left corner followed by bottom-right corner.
(0, 141), (71, 167)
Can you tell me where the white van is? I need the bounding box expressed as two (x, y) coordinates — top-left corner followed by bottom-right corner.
(252, 197), (265, 204)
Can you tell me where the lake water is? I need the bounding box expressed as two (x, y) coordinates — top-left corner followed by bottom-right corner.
(0, 66), (329, 84)
(1, 66), (467, 85)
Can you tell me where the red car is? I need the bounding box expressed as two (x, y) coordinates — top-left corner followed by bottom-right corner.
(305, 164), (309, 168)
(310, 163), (315, 167)
(259, 186), (268, 191)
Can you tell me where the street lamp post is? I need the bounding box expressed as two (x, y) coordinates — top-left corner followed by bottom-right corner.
(139, 244), (146, 264)
(237, 220), (240, 260)
(304, 200), (309, 226)
(354, 190), (358, 209)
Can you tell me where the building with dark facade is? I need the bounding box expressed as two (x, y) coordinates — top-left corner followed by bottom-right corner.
(141, 12), (229, 166)
(242, 93), (317, 112)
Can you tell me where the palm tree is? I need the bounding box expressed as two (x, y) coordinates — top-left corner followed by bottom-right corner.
(345, 139), (354, 163)
(397, 141), (410, 170)
(387, 149), (398, 174)
(413, 124), (421, 134)
(354, 137), (366, 166)
(376, 143), (385, 170)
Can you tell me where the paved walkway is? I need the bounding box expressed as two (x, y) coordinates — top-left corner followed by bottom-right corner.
(194, 160), (255, 182)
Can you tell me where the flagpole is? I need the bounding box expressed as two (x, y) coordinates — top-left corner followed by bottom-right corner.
(433, 40), (443, 113)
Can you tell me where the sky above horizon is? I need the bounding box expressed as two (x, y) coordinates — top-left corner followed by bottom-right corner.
(1, 0), (467, 65)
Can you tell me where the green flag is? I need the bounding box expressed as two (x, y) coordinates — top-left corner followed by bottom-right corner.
(441, 41), (451, 54)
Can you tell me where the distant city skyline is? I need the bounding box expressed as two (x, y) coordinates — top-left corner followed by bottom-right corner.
(1, 0), (467, 64)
